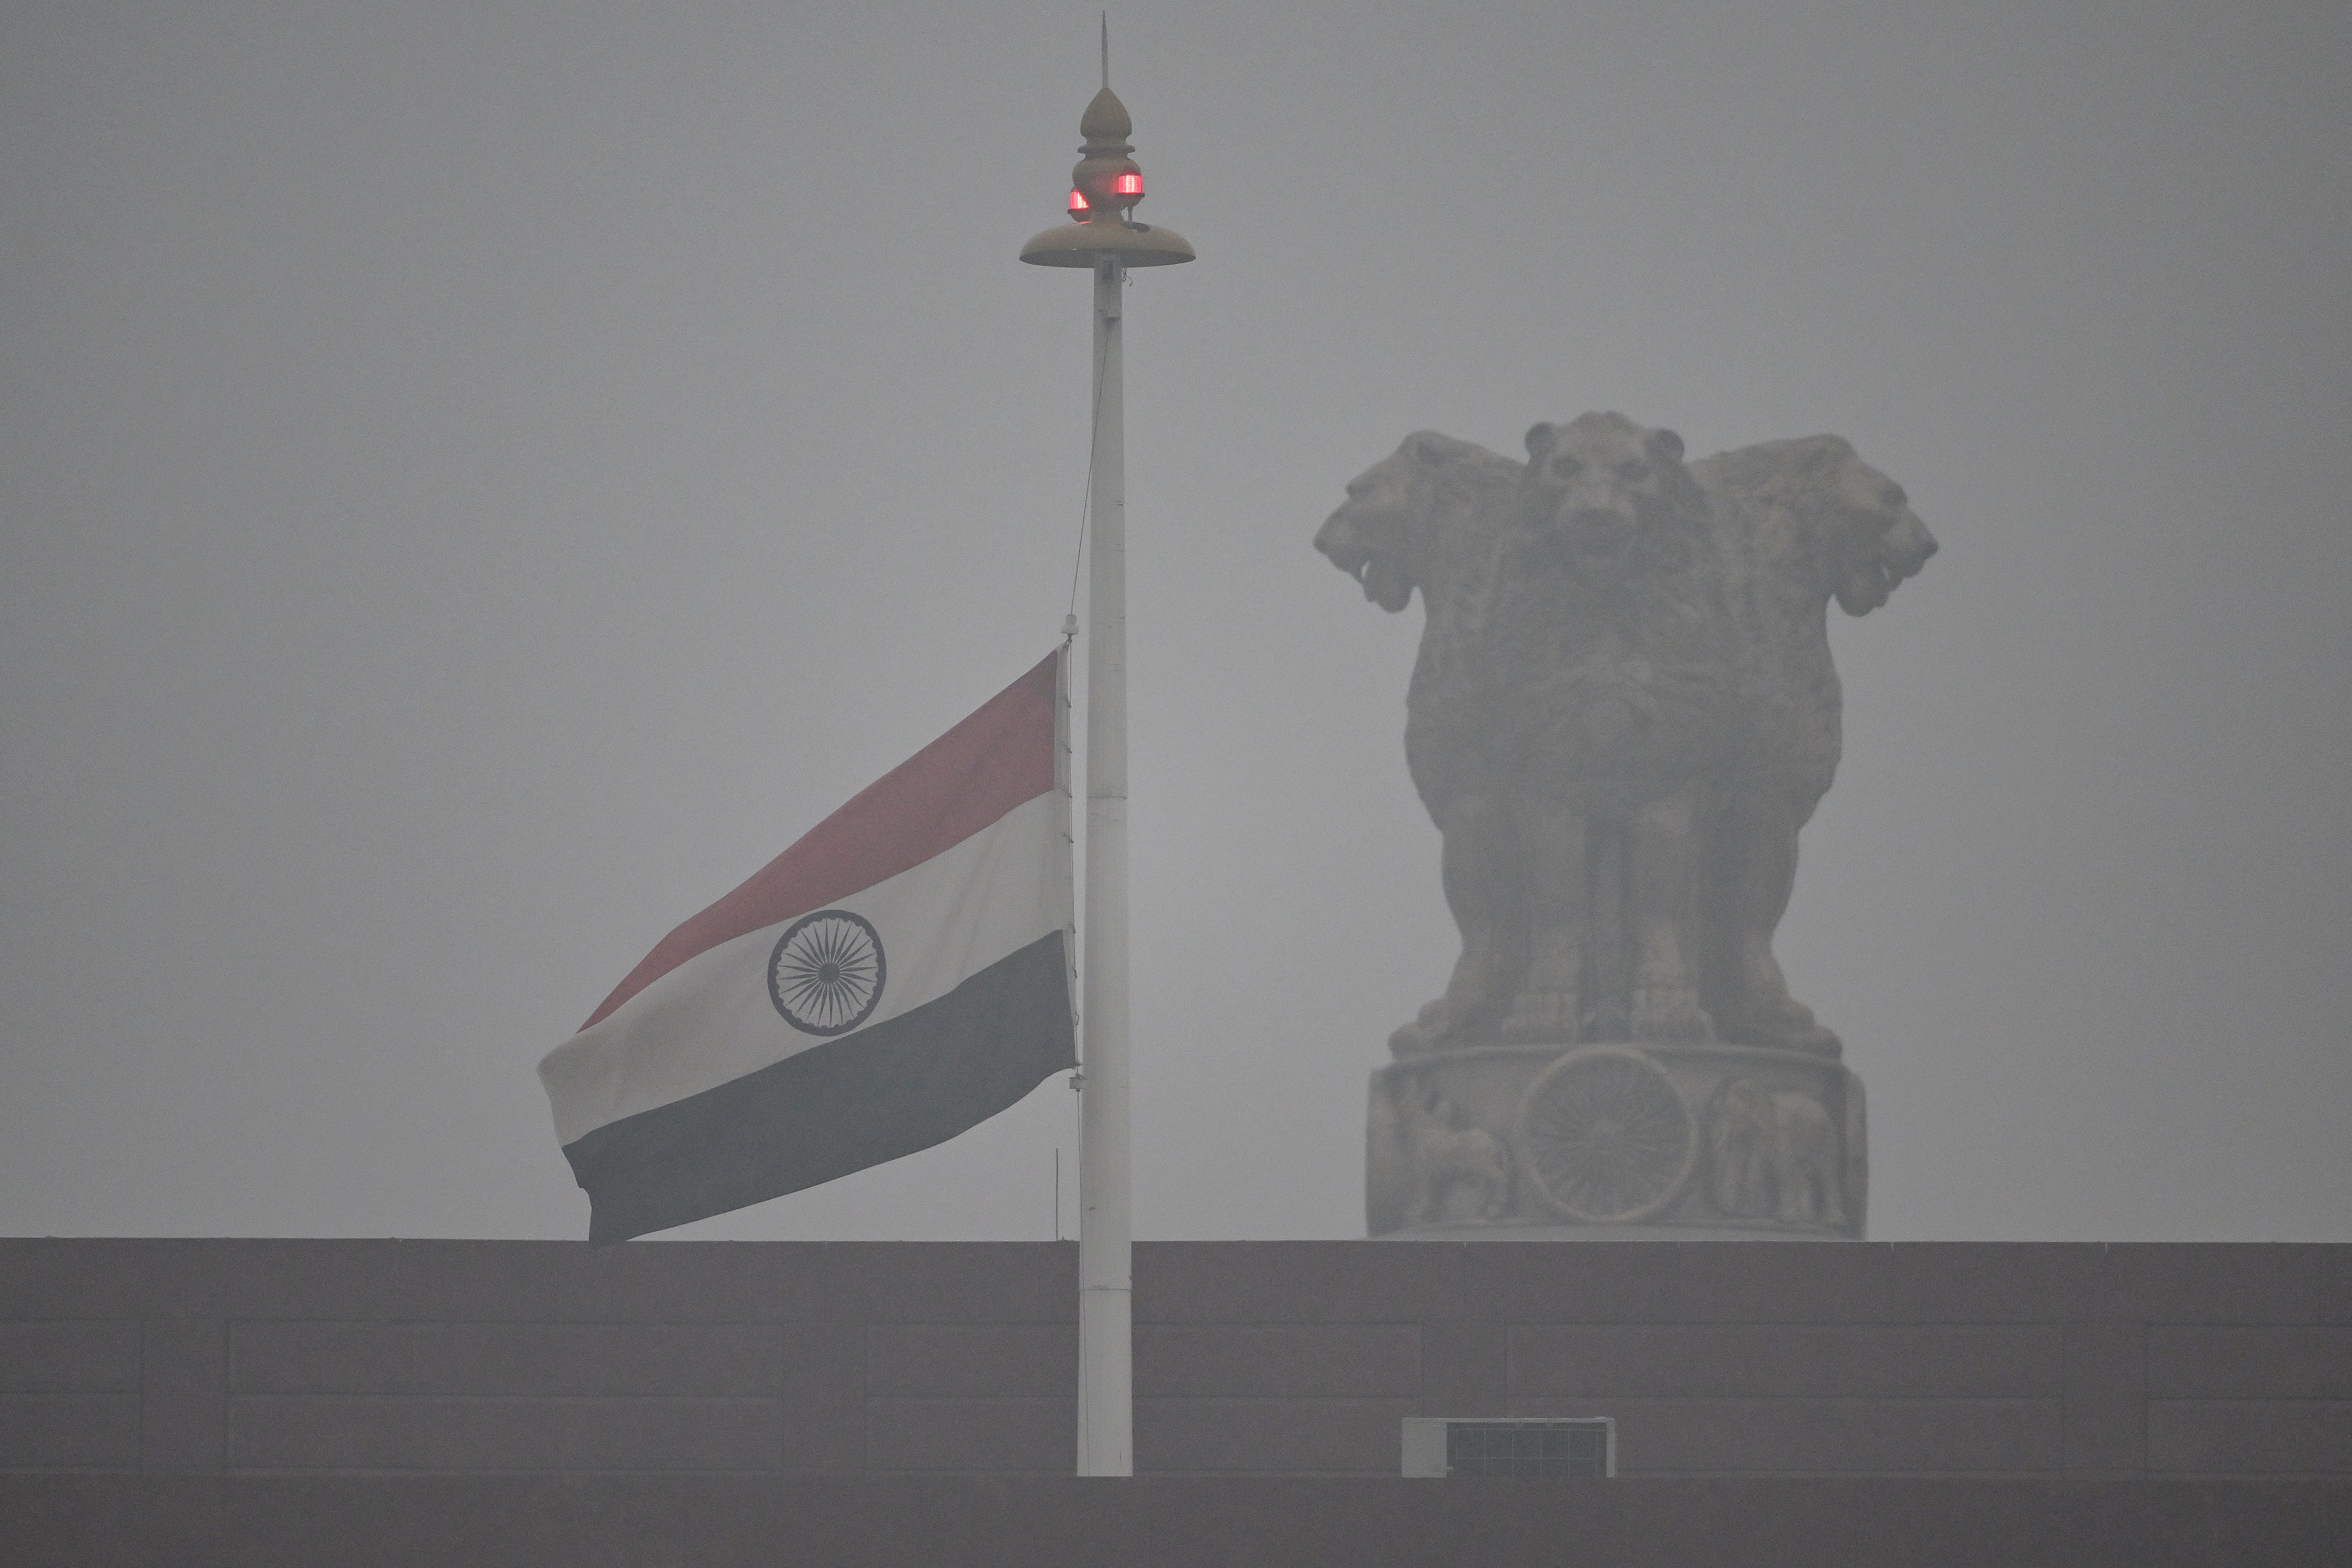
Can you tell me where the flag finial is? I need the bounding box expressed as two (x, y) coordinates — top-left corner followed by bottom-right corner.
(1018, 22), (1193, 267)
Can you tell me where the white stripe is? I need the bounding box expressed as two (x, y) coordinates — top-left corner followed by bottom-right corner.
(540, 791), (1069, 1147)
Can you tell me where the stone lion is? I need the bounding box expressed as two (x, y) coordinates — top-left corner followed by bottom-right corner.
(1316, 420), (1935, 1061)
(1690, 436), (1939, 1053)
(1315, 432), (1523, 1051)
(1479, 414), (1742, 1045)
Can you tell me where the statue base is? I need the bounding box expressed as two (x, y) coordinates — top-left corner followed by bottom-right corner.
(1367, 1043), (1866, 1240)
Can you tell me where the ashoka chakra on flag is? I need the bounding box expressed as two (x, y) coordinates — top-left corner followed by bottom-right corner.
(768, 910), (886, 1035)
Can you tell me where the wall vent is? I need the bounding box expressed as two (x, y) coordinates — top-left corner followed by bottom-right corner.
(1401, 1417), (1615, 1479)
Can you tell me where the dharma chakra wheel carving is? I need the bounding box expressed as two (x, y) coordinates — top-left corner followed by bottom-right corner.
(1513, 1047), (1697, 1223)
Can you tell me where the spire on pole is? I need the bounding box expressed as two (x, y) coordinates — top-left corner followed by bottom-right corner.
(1017, 38), (1193, 269)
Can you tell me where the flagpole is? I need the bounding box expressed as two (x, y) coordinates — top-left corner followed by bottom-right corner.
(1079, 247), (1132, 1476)
(1019, 32), (1191, 1478)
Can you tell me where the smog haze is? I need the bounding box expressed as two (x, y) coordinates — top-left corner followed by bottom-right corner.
(3, 1), (2347, 1242)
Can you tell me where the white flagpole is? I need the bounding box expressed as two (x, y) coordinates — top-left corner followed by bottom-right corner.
(1077, 247), (1132, 1476)
(1018, 26), (1191, 1479)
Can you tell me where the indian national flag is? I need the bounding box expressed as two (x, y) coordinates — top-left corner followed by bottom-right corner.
(540, 652), (1075, 1241)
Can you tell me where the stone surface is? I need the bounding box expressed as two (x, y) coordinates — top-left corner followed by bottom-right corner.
(1367, 1043), (1866, 1239)
(1318, 415), (1935, 1239)
(1316, 417), (1935, 1060)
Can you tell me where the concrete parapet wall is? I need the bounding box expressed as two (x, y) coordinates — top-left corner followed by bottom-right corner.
(2, 1240), (2348, 1482)
(3, 1474), (2348, 1568)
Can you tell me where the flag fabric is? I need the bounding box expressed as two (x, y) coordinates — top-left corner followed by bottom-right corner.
(540, 651), (1075, 1242)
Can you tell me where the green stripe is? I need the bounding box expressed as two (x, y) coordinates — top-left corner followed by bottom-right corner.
(565, 930), (1074, 1242)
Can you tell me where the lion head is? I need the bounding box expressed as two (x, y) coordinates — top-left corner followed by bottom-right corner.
(1700, 436), (1938, 617)
(1316, 431), (1519, 613)
(1818, 440), (1937, 615)
(1516, 413), (1709, 587)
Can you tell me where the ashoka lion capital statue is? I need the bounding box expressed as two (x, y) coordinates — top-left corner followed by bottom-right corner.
(1320, 413), (1936, 1238)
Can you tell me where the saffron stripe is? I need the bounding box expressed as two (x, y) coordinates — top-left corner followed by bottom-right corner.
(580, 653), (1059, 1030)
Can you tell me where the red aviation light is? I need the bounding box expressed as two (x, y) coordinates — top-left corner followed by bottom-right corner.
(1112, 172), (1142, 196)
(1067, 188), (1090, 214)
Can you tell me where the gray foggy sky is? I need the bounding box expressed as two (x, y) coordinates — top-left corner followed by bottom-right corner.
(3, 1), (2347, 1242)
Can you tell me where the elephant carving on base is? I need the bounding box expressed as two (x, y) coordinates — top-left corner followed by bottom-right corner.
(1706, 1078), (1845, 1227)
